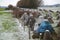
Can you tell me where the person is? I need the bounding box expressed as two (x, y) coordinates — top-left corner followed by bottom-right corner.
(37, 16), (44, 24)
(35, 19), (56, 39)
(48, 17), (54, 23)
(43, 30), (53, 40)
(57, 14), (60, 20)
(27, 14), (36, 31)
(20, 12), (29, 26)
(56, 22), (60, 40)
(56, 20), (60, 27)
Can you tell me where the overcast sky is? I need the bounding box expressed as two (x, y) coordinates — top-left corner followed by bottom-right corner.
(0, 0), (60, 6)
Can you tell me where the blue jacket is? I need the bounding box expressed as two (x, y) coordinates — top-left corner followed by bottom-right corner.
(36, 21), (54, 33)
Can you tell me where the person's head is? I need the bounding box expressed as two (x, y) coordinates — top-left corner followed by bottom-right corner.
(39, 16), (49, 23)
(30, 13), (33, 17)
(48, 17), (54, 23)
(24, 12), (27, 15)
(43, 18), (49, 22)
(38, 24), (40, 26)
(43, 30), (53, 40)
(44, 15), (48, 19)
(39, 16), (44, 19)
(44, 30), (50, 37)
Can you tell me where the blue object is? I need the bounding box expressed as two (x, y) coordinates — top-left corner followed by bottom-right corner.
(36, 21), (54, 33)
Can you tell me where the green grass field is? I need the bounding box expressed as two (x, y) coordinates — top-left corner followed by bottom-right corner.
(0, 8), (5, 11)
(0, 12), (18, 32)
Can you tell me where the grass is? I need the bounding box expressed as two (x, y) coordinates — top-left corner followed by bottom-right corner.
(0, 12), (18, 32)
(0, 8), (5, 11)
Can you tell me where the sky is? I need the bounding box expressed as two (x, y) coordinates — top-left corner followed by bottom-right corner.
(43, 0), (60, 5)
(0, 0), (60, 6)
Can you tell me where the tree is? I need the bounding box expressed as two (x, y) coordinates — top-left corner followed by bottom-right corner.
(8, 4), (13, 10)
(8, 4), (17, 10)
(17, 0), (43, 9)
